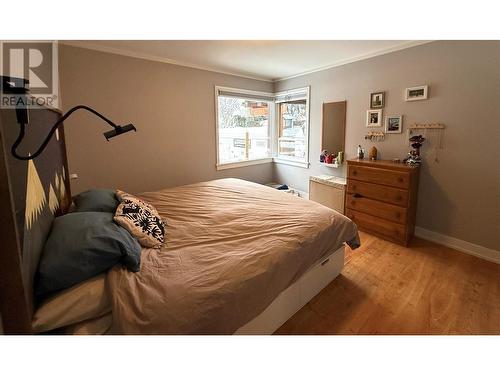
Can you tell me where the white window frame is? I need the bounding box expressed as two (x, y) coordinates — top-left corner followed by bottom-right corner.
(273, 86), (310, 169)
(214, 85), (310, 170)
(215, 86), (275, 170)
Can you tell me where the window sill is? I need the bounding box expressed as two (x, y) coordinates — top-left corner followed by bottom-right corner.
(216, 158), (273, 171)
(273, 158), (310, 169)
(216, 157), (309, 170)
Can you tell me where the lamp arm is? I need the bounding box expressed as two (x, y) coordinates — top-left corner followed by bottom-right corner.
(11, 105), (121, 161)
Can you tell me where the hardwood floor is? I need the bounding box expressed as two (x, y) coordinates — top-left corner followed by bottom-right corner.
(276, 231), (500, 334)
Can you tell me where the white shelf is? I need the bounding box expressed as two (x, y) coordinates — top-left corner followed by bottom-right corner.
(320, 162), (340, 168)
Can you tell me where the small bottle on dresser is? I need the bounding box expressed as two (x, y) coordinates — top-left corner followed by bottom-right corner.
(357, 145), (364, 159)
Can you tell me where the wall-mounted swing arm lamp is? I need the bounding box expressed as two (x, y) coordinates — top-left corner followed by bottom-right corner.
(11, 104), (137, 161)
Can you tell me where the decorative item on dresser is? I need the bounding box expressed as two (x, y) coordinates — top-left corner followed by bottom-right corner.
(309, 175), (346, 214)
(345, 159), (420, 246)
(404, 134), (425, 165)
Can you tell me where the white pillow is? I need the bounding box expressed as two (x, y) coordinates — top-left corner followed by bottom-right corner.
(32, 274), (111, 333)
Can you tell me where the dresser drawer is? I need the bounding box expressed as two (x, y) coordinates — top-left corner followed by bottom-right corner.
(348, 165), (410, 188)
(347, 180), (409, 207)
(346, 193), (407, 224)
(346, 208), (406, 244)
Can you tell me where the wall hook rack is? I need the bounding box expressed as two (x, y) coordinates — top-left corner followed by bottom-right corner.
(364, 131), (385, 142)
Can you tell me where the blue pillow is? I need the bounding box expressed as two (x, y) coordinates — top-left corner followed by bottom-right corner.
(36, 212), (141, 297)
(73, 189), (119, 213)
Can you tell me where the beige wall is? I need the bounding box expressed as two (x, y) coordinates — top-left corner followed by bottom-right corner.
(273, 41), (500, 250)
(59, 45), (274, 195)
(59, 42), (500, 250)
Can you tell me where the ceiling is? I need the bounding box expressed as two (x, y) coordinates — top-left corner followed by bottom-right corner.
(61, 40), (430, 81)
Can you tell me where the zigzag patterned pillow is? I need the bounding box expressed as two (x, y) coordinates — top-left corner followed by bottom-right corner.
(114, 199), (165, 248)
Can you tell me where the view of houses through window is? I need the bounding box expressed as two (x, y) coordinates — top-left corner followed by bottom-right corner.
(216, 87), (309, 168)
(278, 100), (307, 160)
(217, 96), (271, 164)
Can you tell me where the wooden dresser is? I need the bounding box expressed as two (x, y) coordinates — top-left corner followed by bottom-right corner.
(345, 159), (420, 246)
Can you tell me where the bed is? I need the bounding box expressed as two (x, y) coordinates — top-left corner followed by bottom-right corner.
(105, 178), (359, 334)
(0, 103), (359, 334)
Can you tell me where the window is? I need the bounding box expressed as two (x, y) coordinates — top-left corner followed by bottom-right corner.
(277, 100), (307, 160)
(215, 86), (309, 170)
(275, 87), (309, 166)
(216, 87), (273, 169)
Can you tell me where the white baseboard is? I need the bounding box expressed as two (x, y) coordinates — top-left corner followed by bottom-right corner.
(415, 227), (500, 264)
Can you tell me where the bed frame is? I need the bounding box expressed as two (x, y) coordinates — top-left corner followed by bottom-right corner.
(0, 91), (70, 334)
(235, 245), (344, 334)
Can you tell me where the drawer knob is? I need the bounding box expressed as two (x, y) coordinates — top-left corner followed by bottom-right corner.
(353, 193), (362, 198)
(396, 195), (402, 201)
(398, 177), (404, 183)
(352, 171), (357, 175)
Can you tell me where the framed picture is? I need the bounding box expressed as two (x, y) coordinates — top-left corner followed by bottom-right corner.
(386, 115), (403, 133)
(366, 109), (382, 127)
(370, 92), (385, 109)
(405, 85), (428, 101)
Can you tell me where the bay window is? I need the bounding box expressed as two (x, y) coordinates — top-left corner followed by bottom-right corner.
(216, 87), (274, 169)
(215, 86), (309, 170)
(274, 87), (310, 166)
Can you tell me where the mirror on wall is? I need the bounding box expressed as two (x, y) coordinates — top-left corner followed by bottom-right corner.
(321, 101), (346, 165)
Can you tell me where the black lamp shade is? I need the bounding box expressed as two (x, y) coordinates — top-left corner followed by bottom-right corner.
(103, 124), (137, 141)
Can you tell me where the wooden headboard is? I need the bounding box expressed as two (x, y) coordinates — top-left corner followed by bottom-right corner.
(0, 100), (71, 333)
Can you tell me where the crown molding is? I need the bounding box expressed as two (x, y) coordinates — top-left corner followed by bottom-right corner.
(59, 40), (434, 83)
(273, 40), (434, 81)
(58, 41), (274, 82)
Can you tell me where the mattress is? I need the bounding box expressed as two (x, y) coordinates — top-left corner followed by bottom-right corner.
(107, 178), (359, 334)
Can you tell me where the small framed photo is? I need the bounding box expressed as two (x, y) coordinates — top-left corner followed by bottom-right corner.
(366, 109), (382, 127)
(405, 85), (428, 101)
(370, 92), (385, 109)
(386, 115), (403, 133)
